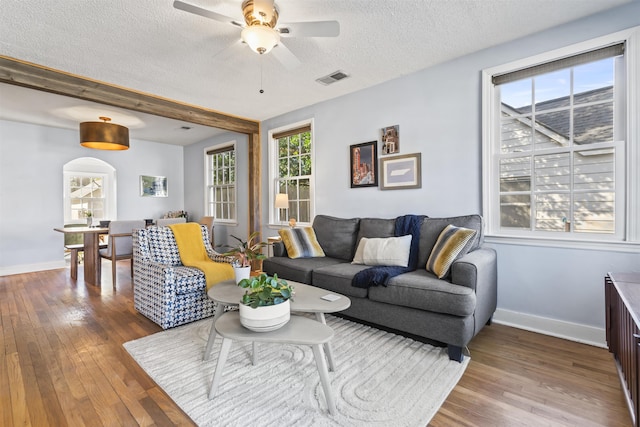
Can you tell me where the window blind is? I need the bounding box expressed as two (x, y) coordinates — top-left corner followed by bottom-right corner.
(206, 145), (233, 156)
(492, 43), (625, 85)
(272, 124), (311, 140)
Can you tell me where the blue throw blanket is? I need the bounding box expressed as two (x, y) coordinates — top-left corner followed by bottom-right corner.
(351, 214), (425, 288)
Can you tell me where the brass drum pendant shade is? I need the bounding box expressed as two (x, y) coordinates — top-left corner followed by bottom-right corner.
(80, 116), (129, 150)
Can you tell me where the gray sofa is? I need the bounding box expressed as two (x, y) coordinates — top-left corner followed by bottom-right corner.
(262, 214), (497, 361)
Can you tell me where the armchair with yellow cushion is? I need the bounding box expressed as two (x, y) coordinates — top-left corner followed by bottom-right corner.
(132, 224), (234, 329)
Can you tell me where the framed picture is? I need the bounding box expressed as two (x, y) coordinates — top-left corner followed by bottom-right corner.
(350, 141), (378, 188)
(140, 175), (168, 197)
(380, 153), (422, 190)
(381, 125), (399, 155)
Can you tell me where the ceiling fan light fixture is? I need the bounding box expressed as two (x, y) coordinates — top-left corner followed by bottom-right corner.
(79, 116), (130, 150)
(241, 25), (280, 54)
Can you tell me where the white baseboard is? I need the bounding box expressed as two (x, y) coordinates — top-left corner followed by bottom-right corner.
(0, 261), (65, 277)
(493, 308), (606, 348)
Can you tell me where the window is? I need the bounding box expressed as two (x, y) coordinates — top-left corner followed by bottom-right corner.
(63, 158), (116, 223)
(66, 173), (106, 220)
(205, 143), (236, 222)
(483, 29), (640, 246)
(269, 121), (314, 226)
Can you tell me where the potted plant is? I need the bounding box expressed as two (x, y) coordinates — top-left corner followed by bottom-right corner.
(83, 209), (93, 227)
(223, 231), (269, 283)
(237, 273), (294, 332)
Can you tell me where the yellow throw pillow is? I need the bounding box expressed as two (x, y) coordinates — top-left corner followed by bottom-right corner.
(278, 227), (325, 259)
(426, 225), (477, 279)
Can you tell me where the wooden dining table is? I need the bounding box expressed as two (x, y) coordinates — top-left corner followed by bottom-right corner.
(54, 226), (108, 286)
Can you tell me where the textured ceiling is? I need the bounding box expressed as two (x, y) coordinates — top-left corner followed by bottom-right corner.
(0, 0), (631, 145)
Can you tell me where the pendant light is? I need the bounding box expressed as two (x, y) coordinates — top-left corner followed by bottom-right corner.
(80, 116), (129, 150)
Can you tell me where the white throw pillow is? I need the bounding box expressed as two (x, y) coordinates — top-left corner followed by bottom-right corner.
(351, 235), (412, 267)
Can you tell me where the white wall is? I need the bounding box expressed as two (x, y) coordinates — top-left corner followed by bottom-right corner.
(257, 2), (640, 344)
(0, 119), (185, 275)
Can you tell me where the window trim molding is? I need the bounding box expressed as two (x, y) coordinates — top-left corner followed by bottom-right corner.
(267, 118), (315, 228)
(482, 26), (640, 247)
(203, 140), (238, 225)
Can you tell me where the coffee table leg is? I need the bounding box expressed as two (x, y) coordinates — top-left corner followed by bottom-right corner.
(204, 302), (224, 361)
(208, 338), (232, 399)
(315, 313), (336, 372)
(312, 344), (336, 415)
(252, 342), (258, 366)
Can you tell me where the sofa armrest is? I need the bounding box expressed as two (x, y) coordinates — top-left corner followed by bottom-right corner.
(272, 241), (288, 258)
(451, 247), (498, 330)
(451, 247), (496, 291)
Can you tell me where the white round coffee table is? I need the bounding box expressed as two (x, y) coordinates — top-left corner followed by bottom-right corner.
(207, 311), (336, 415)
(204, 279), (351, 372)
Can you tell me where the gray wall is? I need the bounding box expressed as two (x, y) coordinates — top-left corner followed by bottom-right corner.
(254, 3), (640, 339)
(0, 119), (185, 274)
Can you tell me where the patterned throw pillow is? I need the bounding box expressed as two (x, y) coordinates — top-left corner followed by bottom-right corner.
(426, 225), (477, 279)
(278, 227), (325, 259)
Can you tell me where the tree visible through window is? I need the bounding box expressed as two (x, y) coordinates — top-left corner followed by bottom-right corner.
(206, 145), (236, 221)
(273, 124), (312, 224)
(489, 43), (625, 238)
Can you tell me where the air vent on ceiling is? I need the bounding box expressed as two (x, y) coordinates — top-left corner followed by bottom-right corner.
(316, 70), (350, 86)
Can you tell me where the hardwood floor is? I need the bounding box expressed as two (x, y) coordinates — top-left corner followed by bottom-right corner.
(0, 265), (631, 426)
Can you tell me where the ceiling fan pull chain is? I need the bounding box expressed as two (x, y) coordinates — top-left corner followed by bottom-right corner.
(259, 55), (265, 94)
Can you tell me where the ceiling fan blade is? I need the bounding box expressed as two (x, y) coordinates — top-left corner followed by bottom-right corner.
(173, 0), (242, 27)
(271, 42), (302, 70)
(278, 21), (340, 38)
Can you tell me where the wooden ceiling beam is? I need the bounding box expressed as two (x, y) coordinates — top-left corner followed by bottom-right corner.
(0, 55), (260, 135)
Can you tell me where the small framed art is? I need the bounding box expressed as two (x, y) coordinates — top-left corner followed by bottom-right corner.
(380, 153), (421, 190)
(140, 175), (168, 197)
(381, 125), (399, 155)
(350, 141), (378, 188)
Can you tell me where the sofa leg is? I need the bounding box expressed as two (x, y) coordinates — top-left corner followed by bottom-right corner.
(486, 316), (493, 326)
(448, 345), (464, 362)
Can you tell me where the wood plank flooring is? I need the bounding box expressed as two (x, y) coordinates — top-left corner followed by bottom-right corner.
(0, 264), (631, 426)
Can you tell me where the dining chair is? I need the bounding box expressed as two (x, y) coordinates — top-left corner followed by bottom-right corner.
(156, 217), (187, 227)
(199, 216), (215, 246)
(99, 220), (145, 288)
(63, 223), (85, 280)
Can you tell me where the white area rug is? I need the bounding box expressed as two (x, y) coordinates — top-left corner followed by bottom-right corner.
(124, 315), (468, 427)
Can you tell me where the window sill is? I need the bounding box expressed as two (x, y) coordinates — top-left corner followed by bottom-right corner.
(484, 234), (640, 253)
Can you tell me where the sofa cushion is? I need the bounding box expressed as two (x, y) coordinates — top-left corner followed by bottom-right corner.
(278, 227), (325, 258)
(426, 225), (477, 279)
(368, 270), (476, 317)
(312, 263), (371, 299)
(312, 215), (360, 261)
(417, 215), (484, 268)
(352, 235), (412, 267)
(262, 256), (344, 285)
(356, 218), (396, 243)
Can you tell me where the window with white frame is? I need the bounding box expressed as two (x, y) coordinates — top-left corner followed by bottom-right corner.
(483, 29), (639, 245)
(64, 173), (106, 221)
(269, 122), (314, 226)
(205, 143), (236, 222)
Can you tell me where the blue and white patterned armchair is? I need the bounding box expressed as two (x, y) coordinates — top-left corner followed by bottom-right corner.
(133, 225), (234, 329)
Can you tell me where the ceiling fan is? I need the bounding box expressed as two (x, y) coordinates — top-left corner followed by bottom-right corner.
(173, 0), (340, 69)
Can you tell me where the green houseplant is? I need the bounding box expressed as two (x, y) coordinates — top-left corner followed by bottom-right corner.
(237, 273), (294, 332)
(223, 231), (268, 268)
(238, 273), (294, 308)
